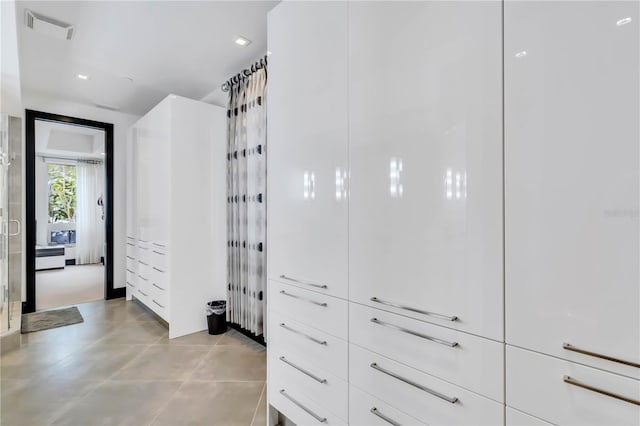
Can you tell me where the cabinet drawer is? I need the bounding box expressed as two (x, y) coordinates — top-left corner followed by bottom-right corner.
(269, 352), (348, 420)
(148, 295), (168, 321)
(349, 302), (503, 401)
(507, 345), (640, 425)
(268, 380), (347, 426)
(350, 385), (425, 426)
(150, 248), (168, 270)
(270, 280), (348, 340)
(506, 408), (553, 426)
(150, 264), (168, 287)
(126, 269), (136, 285)
(350, 344), (503, 425)
(126, 256), (136, 271)
(148, 282), (167, 306)
(126, 242), (136, 257)
(136, 242), (151, 261)
(269, 310), (347, 380)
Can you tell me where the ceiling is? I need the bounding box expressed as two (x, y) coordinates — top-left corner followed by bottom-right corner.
(35, 120), (105, 159)
(16, 1), (278, 116)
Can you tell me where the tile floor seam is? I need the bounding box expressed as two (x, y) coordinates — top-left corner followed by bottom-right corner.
(145, 380), (189, 426)
(44, 379), (108, 425)
(183, 344), (217, 383)
(250, 382), (267, 426)
(103, 344), (154, 381)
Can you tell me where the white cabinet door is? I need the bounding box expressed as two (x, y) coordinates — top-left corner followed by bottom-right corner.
(505, 0), (640, 379)
(267, 1), (348, 299)
(348, 1), (503, 339)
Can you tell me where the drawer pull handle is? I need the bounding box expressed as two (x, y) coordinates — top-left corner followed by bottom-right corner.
(138, 239), (149, 243)
(153, 283), (165, 291)
(370, 318), (458, 348)
(152, 250), (165, 255)
(137, 289), (148, 297)
(138, 261), (149, 266)
(371, 363), (458, 404)
(138, 275), (149, 281)
(563, 343), (640, 369)
(371, 297), (458, 322)
(152, 299), (165, 309)
(279, 275), (327, 289)
(563, 375), (640, 406)
(279, 323), (327, 346)
(126, 242), (135, 247)
(152, 242), (166, 248)
(126, 255), (134, 260)
(126, 282), (134, 288)
(126, 268), (135, 273)
(279, 356), (327, 384)
(280, 290), (327, 307)
(370, 408), (401, 426)
(138, 247), (149, 251)
(279, 389), (327, 423)
(153, 266), (165, 273)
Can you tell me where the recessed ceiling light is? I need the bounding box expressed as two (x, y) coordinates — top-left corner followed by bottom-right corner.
(515, 51), (527, 58)
(234, 36), (251, 47)
(616, 17), (632, 26)
(77, 74), (89, 80)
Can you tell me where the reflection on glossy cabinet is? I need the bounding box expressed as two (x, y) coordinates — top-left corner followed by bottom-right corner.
(505, 0), (640, 379)
(267, 1), (348, 300)
(348, 1), (504, 340)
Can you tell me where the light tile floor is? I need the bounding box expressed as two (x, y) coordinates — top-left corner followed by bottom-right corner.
(0, 298), (266, 426)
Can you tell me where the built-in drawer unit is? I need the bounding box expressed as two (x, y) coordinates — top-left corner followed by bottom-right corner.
(269, 310), (348, 380)
(270, 280), (348, 340)
(350, 384), (425, 426)
(349, 344), (504, 425)
(268, 379), (347, 426)
(136, 240), (151, 262)
(269, 351), (348, 420)
(349, 302), (503, 401)
(150, 247), (168, 270)
(507, 345), (640, 425)
(506, 407), (553, 426)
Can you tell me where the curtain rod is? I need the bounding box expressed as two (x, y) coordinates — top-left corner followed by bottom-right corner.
(37, 154), (103, 164)
(221, 55), (268, 92)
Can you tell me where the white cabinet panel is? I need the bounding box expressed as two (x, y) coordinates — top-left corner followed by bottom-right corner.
(269, 380), (347, 426)
(267, 1), (348, 300)
(506, 408), (553, 426)
(270, 280), (348, 341)
(269, 310), (348, 380)
(507, 346), (640, 426)
(350, 344), (504, 425)
(504, 0), (640, 378)
(350, 385), (425, 426)
(348, 1), (503, 340)
(349, 302), (503, 402)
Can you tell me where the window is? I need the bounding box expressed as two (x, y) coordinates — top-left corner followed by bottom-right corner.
(48, 163), (76, 223)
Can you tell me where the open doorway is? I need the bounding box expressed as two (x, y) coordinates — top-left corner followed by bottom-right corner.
(25, 110), (119, 314)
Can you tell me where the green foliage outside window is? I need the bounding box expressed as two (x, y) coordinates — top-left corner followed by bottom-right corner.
(48, 164), (76, 223)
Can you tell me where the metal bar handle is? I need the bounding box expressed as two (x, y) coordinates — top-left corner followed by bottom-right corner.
(370, 363), (458, 404)
(152, 299), (165, 309)
(280, 290), (327, 307)
(370, 318), (458, 348)
(126, 268), (135, 273)
(563, 343), (640, 369)
(126, 281), (134, 287)
(152, 250), (165, 255)
(137, 289), (148, 296)
(126, 255), (135, 260)
(279, 389), (327, 423)
(138, 275), (149, 281)
(138, 239), (149, 243)
(138, 246), (149, 251)
(370, 408), (401, 426)
(138, 261), (149, 266)
(152, 242), (166, 247)
(153, 266), (165, 273)
(370, 297), (458, 322)
(279, 356), (327, 384)
(8, 220), (21, 236)
(279, 323), (327, 346)
(563, 375), (640, 406)
(126, 242), (135, 247)
(279, 274), (328, 289)
(152, 283), (165, 291)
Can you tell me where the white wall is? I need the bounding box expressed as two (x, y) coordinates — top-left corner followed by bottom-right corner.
(0, 0), (23, 117)
(23, 92), (140, 293)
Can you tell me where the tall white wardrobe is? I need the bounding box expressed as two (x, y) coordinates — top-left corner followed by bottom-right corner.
(266, 1), (639, 425)
(126, 94), (227, 338)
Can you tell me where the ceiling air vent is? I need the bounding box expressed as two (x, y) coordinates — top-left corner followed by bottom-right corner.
(25, 10), (74, 40)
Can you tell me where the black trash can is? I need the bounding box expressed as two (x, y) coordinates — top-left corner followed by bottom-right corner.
(206, 300), (227, 335)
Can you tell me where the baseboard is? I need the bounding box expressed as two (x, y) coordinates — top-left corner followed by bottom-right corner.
(227, 322), (266, 346)
(0, 330), (21, 355)
(107, 287), (126, 300)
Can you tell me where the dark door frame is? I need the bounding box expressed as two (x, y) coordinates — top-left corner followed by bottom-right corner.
(24, 109), (123, 313)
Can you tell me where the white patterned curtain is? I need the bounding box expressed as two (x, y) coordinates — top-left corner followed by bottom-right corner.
(227, 64), (267, 336)
(75, 161), (104, 264)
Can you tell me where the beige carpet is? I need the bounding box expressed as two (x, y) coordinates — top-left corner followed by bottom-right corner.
(36, 264), (104, 311)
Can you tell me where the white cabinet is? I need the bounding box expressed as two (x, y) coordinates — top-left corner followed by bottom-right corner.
(267, 0), (348, 300)
(505, 0), (640, 379)
(348, 1), (503, 340)
(127, 95), (227, 338)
